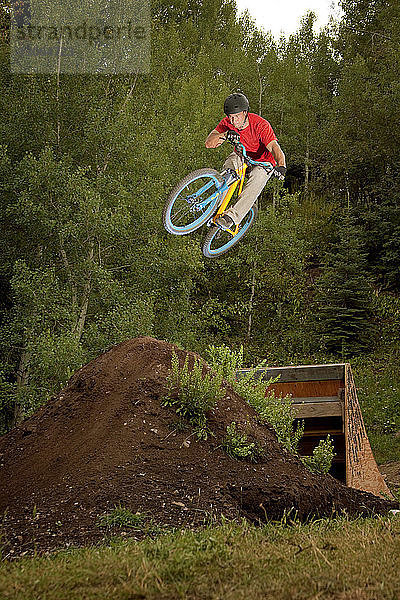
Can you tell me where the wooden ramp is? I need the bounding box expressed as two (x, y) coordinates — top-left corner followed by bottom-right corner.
(238, 363), (392, 499)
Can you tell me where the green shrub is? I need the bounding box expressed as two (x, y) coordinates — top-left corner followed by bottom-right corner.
(207, 344), (304, 454)
(237, 378), (305, 455)
(223, 422), (263, 462)
(301, 435), (336, 474)
(206, 344), (244, 384)
(163, 351), (223, 439)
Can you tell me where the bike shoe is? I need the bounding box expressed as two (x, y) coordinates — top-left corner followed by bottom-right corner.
(215, 214), (235, 230)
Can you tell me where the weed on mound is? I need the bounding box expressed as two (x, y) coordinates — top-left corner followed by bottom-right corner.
(0, 337), (396, 557)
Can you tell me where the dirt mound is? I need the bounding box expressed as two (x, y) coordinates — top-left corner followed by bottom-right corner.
(0, 337), (397, 556)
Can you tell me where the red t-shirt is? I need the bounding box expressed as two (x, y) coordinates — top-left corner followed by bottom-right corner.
(215, 113), (277, 165)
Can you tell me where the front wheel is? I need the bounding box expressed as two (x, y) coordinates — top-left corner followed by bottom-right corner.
(163, 168), (224, 235)
(202, 204), (258, 258)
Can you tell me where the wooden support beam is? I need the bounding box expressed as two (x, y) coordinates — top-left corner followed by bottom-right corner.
(344, 364), (393, 498)
(238, 364), (346, 383)
(301, 428), (343, 436)
(292, 401), (343, 419)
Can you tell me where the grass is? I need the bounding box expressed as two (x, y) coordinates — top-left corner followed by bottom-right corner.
(1, 515), (400, 599)
(97, 506), (148, 529)
(368, 432), (400, 465)
(96, 506), (168, 539)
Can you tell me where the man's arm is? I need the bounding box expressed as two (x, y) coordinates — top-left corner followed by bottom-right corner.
(267, 140), (286, 167)
(205, 129), (226, 148)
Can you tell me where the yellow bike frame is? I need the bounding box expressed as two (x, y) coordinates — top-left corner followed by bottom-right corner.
(212, 163), (248, 236)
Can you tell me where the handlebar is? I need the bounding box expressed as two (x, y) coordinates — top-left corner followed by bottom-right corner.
(226, 138), (275, 173)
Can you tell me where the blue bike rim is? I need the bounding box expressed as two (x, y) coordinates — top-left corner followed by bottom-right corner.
(166, 172), (223, 234)
(205, 209), (255, 256)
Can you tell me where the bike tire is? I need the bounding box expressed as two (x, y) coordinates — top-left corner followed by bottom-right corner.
(163, 168), (224, 235)
(202, 204), (258, 258)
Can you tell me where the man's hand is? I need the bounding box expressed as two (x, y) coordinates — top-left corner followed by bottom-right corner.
(274, 165), (287, 181)
(205, 129), (226, 148)
(225, 130), (241, 145)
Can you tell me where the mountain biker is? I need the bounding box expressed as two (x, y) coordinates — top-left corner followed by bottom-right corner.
(205, 92), (286, 230)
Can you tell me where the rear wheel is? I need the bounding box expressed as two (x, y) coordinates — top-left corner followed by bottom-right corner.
(163, 168), (224, 235)
(202, 204), (258, 258)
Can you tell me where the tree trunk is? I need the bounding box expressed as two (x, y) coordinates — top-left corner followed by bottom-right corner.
(74, 281), (91, 342)
(247, 255), (257, 340)
(12, 349), (31, 426)
(304, 130), (310, 195)
(55, 35), (63, 151)
(256, 61), (263, 114)
(59, 235), (77, 311)
(73, 244), (94, 342)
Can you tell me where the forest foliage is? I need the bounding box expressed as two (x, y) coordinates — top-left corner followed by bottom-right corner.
(0, 0), (399, 449)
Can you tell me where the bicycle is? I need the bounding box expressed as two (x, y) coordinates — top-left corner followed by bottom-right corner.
(162, 141), (279, 258)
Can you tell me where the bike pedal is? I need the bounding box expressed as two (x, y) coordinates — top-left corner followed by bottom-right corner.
(216, 222), (237, 236)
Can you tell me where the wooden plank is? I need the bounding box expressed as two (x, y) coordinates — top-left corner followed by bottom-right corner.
(237, 364), (345, 383)
(291, 396), (342, 404)
(292, 402), (342, 419)
(292, 396), (340, 404)
(267, 380), (343, 398)
(301, 428), (343, 436)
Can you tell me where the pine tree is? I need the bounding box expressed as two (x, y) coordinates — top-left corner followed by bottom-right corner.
(314, 209), (376, 357)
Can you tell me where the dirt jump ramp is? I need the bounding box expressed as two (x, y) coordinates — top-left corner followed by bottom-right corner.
(239, 363), (392, 498)
(0, 337), (397, 555)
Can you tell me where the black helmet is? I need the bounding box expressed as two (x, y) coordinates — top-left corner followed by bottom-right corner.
(224, 93), (249, 115)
